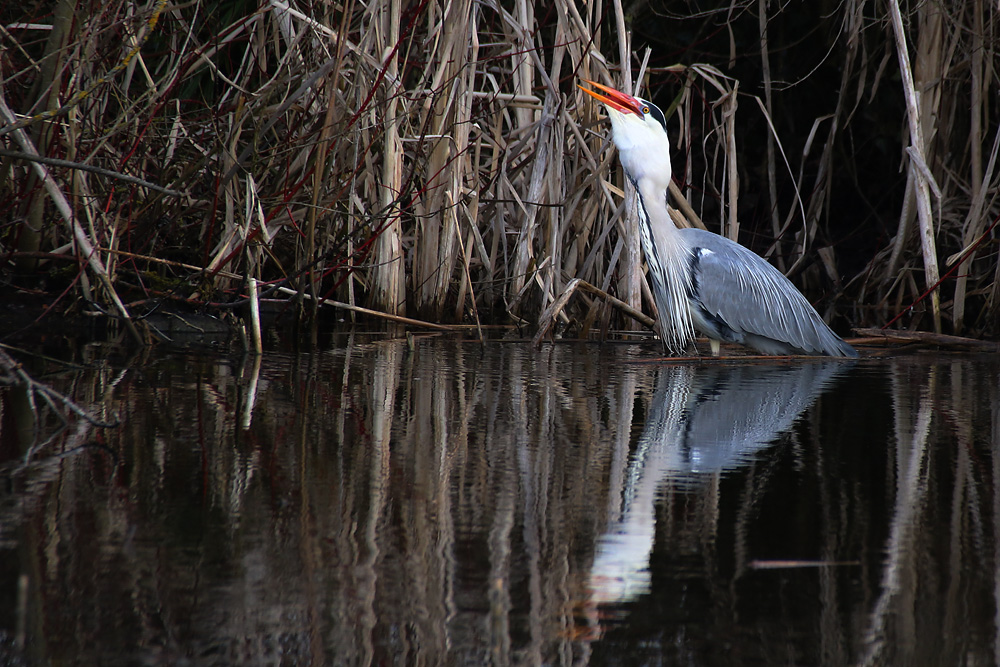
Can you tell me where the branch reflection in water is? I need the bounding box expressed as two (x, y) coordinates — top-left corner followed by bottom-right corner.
(0, 337), (997, 665)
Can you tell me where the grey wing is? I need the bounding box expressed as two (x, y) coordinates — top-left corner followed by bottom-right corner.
(682, 229), (856, 357)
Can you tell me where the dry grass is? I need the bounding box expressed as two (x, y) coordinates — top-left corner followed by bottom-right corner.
(0, 0), (997, 342)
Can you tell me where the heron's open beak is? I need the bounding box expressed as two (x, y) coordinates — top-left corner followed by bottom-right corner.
(578, 79), (643, 117)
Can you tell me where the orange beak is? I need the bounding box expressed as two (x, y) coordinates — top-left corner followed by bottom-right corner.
(578, 79), (643, 116)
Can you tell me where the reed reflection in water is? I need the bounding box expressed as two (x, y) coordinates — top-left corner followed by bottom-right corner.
(0, 337), (997, 665)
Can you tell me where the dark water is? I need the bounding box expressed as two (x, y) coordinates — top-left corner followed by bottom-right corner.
(0, 336), (997, 665)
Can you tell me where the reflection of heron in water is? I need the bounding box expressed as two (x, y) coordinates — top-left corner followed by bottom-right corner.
(589, 361), (849, 604)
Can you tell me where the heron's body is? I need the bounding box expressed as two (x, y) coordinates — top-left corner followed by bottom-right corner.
(580, 80), (857, 358)
(676, 227), (855, 356)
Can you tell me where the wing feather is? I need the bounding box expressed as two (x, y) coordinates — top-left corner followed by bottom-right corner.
(681, 229), (855, 356)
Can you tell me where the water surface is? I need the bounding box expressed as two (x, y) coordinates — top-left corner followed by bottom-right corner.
(0, 336), (997, 665)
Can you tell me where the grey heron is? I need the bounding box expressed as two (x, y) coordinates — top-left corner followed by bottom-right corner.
(580, 80), (857, 358)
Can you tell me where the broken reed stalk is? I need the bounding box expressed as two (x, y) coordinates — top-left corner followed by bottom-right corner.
(248, 277), (262, 355)
(889, 0), (942, 333)
(372, 0), (405, 317)
(724, 84), (739, 243)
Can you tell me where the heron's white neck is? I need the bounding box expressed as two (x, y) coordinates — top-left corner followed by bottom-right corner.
(631, 176), (695, 353)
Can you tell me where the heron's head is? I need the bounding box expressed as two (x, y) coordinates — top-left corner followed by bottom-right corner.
(579, 80), (672, 191)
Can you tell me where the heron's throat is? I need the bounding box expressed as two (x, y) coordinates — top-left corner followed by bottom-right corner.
(631, 177), (695, 353)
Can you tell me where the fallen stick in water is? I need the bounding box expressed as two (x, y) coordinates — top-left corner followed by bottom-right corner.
(853, 327), (999, 352)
